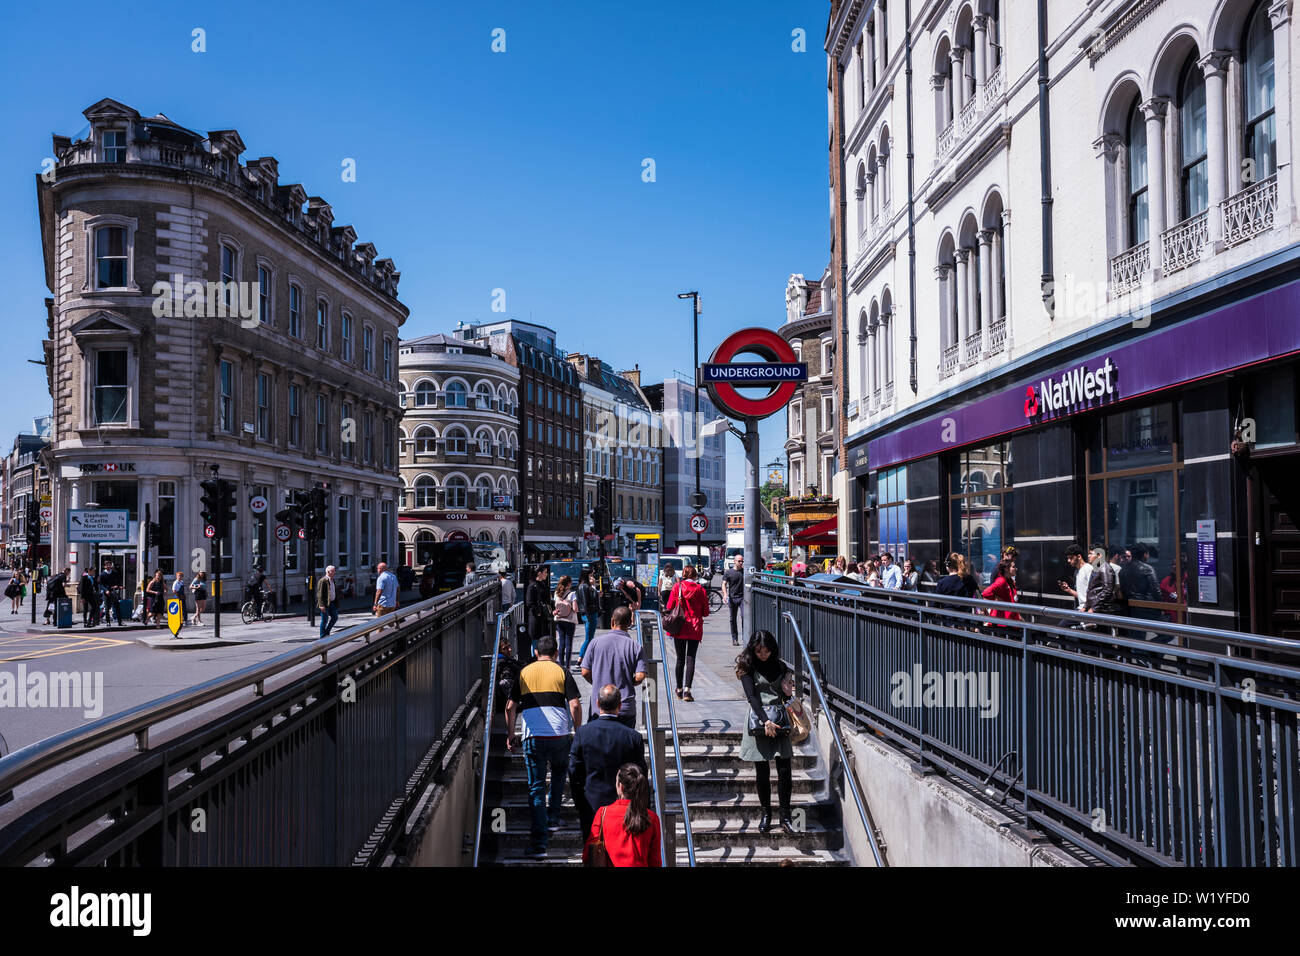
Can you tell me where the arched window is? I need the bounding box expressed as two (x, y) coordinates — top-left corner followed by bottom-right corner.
(855, 163), (867, 235)
(446, 476), (469, 509)
(477, 530), (493, 543)
(881, 288), (895, 385)
(1127, 100), (1149, 246)
(414, 476), (437, 508)
(475, 382), (493, 409)
(866, 148), (878, 224)
(446, 380), (468, 408)
(444, 426), (467, 455)
(475, 477), (493, 509)
(475, 428), (492, 456)
(1244, 1), (1276, 181)
(414, 425), (436, 454)
(414, 380), (437, 407)
(1177, 54), (1208, 220)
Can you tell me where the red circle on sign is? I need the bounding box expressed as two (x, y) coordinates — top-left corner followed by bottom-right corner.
(690, 513), (709, 533)
(204, 525), (216, 538)
(446, 530), (470, 542)
(705, 327), (801, 419)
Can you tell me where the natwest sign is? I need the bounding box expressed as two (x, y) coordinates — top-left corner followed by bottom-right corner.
(1025, 357), (1116, 419)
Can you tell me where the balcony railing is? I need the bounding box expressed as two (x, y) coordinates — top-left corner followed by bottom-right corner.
(1222, 174), (1277, 248)
(986, 319), (1007, 357)
(1160, 211), (1208, 275)
(881, 382), (894, 408)
(963, 330), (982, 365)
(940, 342), (961, 378)
(1109, 240), (1150, 296)
(937, 65), (1004, 163)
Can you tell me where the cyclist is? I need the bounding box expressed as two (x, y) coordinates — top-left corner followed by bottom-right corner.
(246, 563), (268, 619)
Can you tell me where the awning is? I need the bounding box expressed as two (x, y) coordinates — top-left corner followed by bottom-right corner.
(792, 516), (837, 546)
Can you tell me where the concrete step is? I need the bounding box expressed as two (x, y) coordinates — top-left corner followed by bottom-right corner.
(482, 818), (837, 853)
(690, 845), (850, 867)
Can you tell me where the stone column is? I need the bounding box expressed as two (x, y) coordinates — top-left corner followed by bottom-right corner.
(990, 227), (1005, 324)
(934, 264), (952, 351)
(866, 170), (877, 226)
(978, 230), (994, 354)
(973, 15), (988, 89)
(857, 332), (868, 414)
(1270, 0), (1294, 233)
(1200, 50), (1233, 250)
(881, 308), (894, 384)
(954, 249), (971, 348)
(873, 15), (885, 81)
(1140, 97), (1170, 272)
(931, 73), (949, 131)
(1000, 210), (1013, 349)
(69, 478), (83, 573)
(951, 49), (966, 113)
(1093, 132), (1124, 259)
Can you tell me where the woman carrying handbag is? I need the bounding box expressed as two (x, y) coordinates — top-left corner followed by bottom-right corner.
(583, 763), (661, 867)
(664, 564), (709, 702)
(735, 630), (797, 835)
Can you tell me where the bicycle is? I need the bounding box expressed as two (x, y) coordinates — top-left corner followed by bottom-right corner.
(240, 588), (276, 624)
(706, 586), (723, 613)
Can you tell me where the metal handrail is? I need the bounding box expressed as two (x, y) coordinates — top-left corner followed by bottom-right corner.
(780, 610), (885, 867)
(473, 600), (523, 867)
(755, 571), (1300, 655)
(637, 609), (696, 865)
(642, 689), (669, 868)
(0, 579), (500, 801)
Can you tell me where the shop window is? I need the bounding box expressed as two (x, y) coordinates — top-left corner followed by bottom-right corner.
(949, 441), (1013, 585)
(876, 465), (909, 561)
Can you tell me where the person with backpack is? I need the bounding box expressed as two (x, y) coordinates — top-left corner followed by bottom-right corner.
(575, 569), (600, 664)
(246, 563), (268, 619)
(664, 564), (709, 702)
(78, 567), (101, 627)
(525, 565), (553, 660)
(552, 574), (579, 670)
(44, 567), (71, 624)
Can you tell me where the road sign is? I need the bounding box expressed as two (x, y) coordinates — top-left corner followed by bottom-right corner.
(689, 512), (709, 534)
(249, 495), (269, 515)
(298, 528), (306, 539)
(703, 327), (804, 420)
(39, 507), (52, 522)
(167, 597), (183, 637)
(204, 525), (216, 539)
(274, 523), (292, 543)
(690, 491), (707, 510)
(67, 509), (131, 543)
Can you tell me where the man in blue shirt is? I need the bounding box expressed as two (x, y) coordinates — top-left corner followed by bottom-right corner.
(374, 561), (399, 616)
(880, 552), (903, 590)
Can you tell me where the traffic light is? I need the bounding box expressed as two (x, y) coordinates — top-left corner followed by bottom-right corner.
(199, 477), (221, 529)
(217, 478), (237, 529)
(308, 486), (328, 540)
(25, 500), (39, 548)
(144, 521), (161, 554)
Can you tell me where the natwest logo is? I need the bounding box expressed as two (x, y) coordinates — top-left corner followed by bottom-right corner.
(1025, 357), (1116, 419)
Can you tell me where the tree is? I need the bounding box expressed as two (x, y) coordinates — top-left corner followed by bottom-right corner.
(760, 481), (788, 534)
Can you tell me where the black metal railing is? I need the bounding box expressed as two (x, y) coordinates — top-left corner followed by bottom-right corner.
(752, 573), (1300, 867)
(0, 580), (500, 866)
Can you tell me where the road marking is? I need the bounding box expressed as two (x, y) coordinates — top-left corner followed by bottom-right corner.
(0, 634), (132, 661)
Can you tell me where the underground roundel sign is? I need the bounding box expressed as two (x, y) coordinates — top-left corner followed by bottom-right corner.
(702, 327), (807, 420)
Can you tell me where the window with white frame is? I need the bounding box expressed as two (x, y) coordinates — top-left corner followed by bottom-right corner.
(220, 243), (238, 312)
(790, 399), (803, 437)
(363, 327), (374, 370)
(1177, 55), (1208, 221)
(316, 300), (329, 350)
(383, 338), (393, 381)
(446, 476), (468, 509)
(218, 360), (235, 433)
(1127, 100), (1149, 247)
(1243, 3), (1277, 183)
(341, 313), (354, 362)
(288, 284), (302, 338)
(103, 129), (126, 163)
(258, 265), (273, 327)
(94, 226), (129, 289)
(93, 349), (129, 425)
(256, 372), (271, 440)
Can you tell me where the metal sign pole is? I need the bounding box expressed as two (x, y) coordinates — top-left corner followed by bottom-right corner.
(743, 417), (760, 643)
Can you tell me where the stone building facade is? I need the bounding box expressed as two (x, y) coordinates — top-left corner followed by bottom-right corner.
(38, 98), (406, 607)
(397, 334), (520, 568)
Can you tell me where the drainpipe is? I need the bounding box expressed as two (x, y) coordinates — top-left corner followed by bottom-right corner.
(837, 56), (849, 462)
(1037, 0), (1055, 317)
(905, 0), (918, 392)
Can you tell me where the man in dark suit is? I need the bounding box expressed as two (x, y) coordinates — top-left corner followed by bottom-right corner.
(568, 684), (647, 839)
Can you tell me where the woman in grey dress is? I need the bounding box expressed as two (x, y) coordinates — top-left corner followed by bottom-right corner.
(735, 630), (795, 835)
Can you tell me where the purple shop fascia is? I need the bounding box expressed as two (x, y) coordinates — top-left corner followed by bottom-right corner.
(868, 279), (1300, 470)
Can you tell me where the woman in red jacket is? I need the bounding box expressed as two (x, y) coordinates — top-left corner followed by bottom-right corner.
(980, 558), (1021, 621)
(665, 564), (710, 702)
(589, 763), (662, 867)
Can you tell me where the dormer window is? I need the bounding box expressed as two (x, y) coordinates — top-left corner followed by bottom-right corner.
(219, 156), (232, 180)
(103, 130), (126, 163)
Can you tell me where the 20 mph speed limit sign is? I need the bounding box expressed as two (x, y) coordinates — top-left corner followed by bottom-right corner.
(689, 513), (709, 534)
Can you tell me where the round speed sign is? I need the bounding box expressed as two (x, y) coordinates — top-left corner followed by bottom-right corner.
(274, 524), (292, 543)
(689, 512), (709, 534)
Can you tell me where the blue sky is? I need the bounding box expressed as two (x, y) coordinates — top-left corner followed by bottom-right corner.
(0, 0), (828, 495)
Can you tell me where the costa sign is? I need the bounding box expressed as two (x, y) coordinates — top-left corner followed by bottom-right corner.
(703, 327), (807, 420)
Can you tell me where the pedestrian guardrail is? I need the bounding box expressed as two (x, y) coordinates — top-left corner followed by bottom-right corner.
(636, 609), (696, 866)
(0, 579), (501, 866)
(472, 600), (524, 867)
(754, 572), (1300, 866)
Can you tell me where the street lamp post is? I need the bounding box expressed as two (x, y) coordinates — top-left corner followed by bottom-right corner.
(678, 291), (703, 565)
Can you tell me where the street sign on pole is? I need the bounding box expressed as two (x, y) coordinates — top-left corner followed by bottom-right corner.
(274, 524), (292, 543)
(204, 525), (216, 539)
(249, 495), (269, 515)
(67, 509), (131, 543)
(689, 513), (709, 534)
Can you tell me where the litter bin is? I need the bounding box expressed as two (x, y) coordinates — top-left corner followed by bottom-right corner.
(118, 598), (133, 622)
(56, 598), (73, 629)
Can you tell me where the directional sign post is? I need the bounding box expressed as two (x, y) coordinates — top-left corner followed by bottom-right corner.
(67, 509), (131, 543)
(167, 597), (183, 639)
